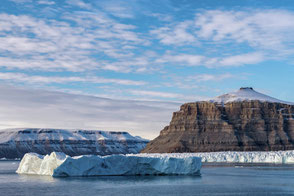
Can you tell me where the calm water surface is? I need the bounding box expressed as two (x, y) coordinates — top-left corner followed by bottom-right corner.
(0, 161), (294, 196)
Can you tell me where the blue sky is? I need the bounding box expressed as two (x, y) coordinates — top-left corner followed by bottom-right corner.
(1, 0), (294, 138)
(1, 0), (294, 102)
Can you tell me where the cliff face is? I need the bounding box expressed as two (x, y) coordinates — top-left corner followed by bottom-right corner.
(142, 90), (294, 153)
(0, 128), (149, 159)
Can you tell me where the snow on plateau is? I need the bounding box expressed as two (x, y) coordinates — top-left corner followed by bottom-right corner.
(209, 87), (293, 104)
(0, 128), (149, 158)
(16, 152), (202, 177)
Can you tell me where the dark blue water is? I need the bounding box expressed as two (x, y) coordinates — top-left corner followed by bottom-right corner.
(1, 161), (294, 196)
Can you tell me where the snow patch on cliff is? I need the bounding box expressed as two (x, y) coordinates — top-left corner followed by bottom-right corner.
(16, 152), (202, 177)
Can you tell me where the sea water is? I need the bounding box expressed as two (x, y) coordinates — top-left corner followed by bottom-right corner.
(0, 161), (294, 196)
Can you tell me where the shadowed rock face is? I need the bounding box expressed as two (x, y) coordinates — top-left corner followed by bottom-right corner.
(142, 101), (294, 153)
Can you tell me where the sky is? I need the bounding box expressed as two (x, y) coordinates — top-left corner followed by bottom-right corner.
(1, 0), (294, 139)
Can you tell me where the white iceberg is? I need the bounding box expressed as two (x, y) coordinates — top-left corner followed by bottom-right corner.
(16, 152), (202, 177)
(140, 150), (294, 164)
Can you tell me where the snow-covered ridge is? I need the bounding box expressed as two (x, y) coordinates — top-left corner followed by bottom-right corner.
(209, 87), (293, 105)
(141, 150), (294, 164)
(0, 128), (148, 143)
(16, 152), (202, 177)
(0, 128), (149, 158)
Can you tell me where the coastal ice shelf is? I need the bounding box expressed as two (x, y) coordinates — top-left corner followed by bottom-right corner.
(140, 150), (294, 164)
(16, 152), (202, 177)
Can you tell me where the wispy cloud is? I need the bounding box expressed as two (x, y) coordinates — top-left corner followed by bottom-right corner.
(0, 12), (147, 72)
(9, 0), (32, 3)
(153, 9), (294, 54)
(0, 72), (147, 86)
(151, 9), (294, 67)
(189, 73), (236, 82)
(96, 0), (135, 18)
(66, 0), (92, 9)
(218, 52), (264, 67)
(195, 10), (294, 53)
(151, 21), (197, 45)
(37, 0), (55, 5)
(156, 52), (264, 67)
(130, 90), (182, 99)
(156, 54), (205, 66)
(129, 89), (209, 102)
(1, 4), (294, 105)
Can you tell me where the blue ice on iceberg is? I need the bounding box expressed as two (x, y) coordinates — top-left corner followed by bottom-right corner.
(16, 152), (202, 177)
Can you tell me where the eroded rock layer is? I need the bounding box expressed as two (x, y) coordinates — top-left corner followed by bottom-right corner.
(142, 101), (294, 153)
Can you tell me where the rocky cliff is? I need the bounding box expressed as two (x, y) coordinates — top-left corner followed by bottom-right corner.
(142, 88), (294, 153)
(0, 128), (149, 159)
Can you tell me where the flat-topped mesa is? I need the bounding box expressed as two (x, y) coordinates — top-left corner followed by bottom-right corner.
(142, 88), (294, 153)
(0, 128), (149, 159)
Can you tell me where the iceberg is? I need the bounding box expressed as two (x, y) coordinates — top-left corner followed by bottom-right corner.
(16, 152), (202, 177)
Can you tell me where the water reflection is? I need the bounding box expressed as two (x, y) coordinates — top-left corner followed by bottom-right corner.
(18, 174), (56, 183)
(1, 161), (294, 196)
(60, 175), (201, 184)
(16, 172), (202, 185)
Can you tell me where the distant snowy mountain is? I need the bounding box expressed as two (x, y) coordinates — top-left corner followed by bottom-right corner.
(209, 87), (292, 104)
(0, 128), (149, 159)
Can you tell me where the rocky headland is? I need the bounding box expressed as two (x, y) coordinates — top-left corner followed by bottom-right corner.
(142, 88), (294, 153)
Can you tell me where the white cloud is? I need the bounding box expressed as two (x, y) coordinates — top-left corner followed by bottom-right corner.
(38, 0), (55, 5)
(129, 89), (209, 102)
(151, 21), (197, 45)
(0, 85), (180, 139)
(151, 9), (294, 63)
(1, 9), (293, 74)
(195, 10), (294, 53)
(9, 0), (32, 3)
(97, 0), (135, 18)
(0, 72), (147, 86)
(0, 13), (147, 72)
(156, 52), (263, 67)
(130, 90), (182, 99)
(218, 52), (264, 67)
(66, 0), (92, 9)
(157, 54), (205, 66)
(189, 73), (235, 82)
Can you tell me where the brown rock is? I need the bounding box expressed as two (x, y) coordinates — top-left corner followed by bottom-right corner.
(142, 98), (294, 153)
